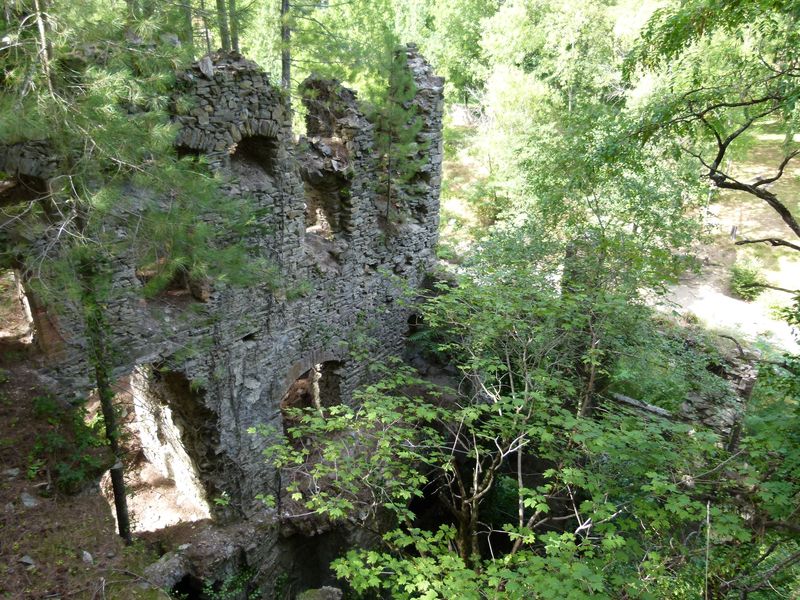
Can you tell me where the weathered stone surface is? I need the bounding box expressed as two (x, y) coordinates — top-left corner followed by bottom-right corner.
(10, 46), (443, 517)
(296, 586), (343, 600)
(20, 492), (39, 508)
(6, 47), (443, 593)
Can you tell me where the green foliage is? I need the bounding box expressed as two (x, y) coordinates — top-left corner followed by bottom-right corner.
(611, 321), (734, 411)
(396, 0), (501, 101)
(254, 361), (444, 524)
(730, 261), (767, 301)
(28, 396), (110, 494)
(201, 568), (257, 600)
(256, 214), (800, 595)
(370, 48), (428, 229)
(212, 491), (231, 507)
(1, 2), (269, 305)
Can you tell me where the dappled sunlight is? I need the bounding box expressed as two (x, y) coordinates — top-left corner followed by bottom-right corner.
(102, 461), (211, 533)
(665, 125), (800, 351)
(0, 271), (33, 344)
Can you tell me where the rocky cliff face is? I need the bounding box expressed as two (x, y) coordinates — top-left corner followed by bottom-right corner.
(0, 46), (444, 523)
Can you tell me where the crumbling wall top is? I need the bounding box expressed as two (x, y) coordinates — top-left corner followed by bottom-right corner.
(172, 52), (287, 164)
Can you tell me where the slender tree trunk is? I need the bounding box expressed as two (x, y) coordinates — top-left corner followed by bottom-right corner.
(228, 0), (239, 52)
(78, 259), (132, 545)
(281, 0), (291, 91)
(455, 507), (479, 568)
(32, 0), (53, 96)
(200, 0), (212, 54)
(182, 1), (195, 51)
(385, 156), (392, 222)
(216, 0), (231, 51)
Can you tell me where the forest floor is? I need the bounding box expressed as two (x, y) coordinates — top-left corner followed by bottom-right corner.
(0, 272), (170, 599)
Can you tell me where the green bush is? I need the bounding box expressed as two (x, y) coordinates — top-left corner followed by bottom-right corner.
(730, 261), (766, 301)
(29, 396), (110, 493)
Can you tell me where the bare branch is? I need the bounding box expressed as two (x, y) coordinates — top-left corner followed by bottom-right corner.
(753, 149), (800, 187)
(740, 549), (800, 593)
(734, 238), (800, 252)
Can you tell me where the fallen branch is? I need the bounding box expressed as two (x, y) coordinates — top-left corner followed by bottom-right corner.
(608, 392), (675, 419)
(716, 334), (747, 358)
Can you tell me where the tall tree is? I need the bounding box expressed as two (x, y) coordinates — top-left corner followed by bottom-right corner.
(181, 0), (194, 50)
(280, 0), (290, 91)
(371, 48), (425, 228)
(228, 0), (239, 51)
(1, 0), (264, 541)
(77, 253), (131, 543)
(629, 0), (800, 254)
(216, 0), (231, 51)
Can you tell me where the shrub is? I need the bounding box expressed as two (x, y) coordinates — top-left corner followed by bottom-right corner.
(29, 396), (111, 493)
(730, 261), (766, 301)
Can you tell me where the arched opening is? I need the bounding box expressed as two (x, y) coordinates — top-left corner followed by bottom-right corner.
(280, 361), (342, 432)
(230, 135), (277, 189)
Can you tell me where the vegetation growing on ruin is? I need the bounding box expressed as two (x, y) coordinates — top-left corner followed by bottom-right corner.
(0, 0), (799, 598)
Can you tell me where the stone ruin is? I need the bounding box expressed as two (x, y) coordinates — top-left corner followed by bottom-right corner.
(0, 46), (444, 592)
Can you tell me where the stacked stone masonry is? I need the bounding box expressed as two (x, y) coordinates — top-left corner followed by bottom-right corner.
(0, 46), (445, 514)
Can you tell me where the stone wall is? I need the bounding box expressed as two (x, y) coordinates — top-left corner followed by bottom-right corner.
(0, 46), (445, 514)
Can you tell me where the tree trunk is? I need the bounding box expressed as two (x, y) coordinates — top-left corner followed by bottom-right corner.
(32, 0), (53, 96)
(78, 259), (132, 545)
(182, 1), (194, 51)
(281, 0), (290, 92)
(216, 0), (231, 51)
(228, 0), (239, 52)
(200, 0), (213, 54)
(455, 506), (479, 568)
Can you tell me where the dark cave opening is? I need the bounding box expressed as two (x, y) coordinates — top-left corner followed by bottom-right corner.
(172, 574), (205, 599)
(0, 173), (48, 207)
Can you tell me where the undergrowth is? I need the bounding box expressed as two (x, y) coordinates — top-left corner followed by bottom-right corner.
(28, 395), (112, 494)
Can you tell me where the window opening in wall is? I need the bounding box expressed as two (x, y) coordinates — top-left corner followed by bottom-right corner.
(230, 135), (277, 185)
(304, 182), (349, 241)
(280, 361), (342, 432)
(302, 137), (352, 242)
(407, 312), (424, 336)
(134, 260), (199, 303)
(175, 145), (203, 161)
